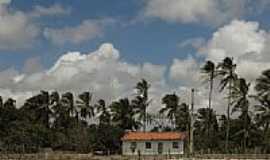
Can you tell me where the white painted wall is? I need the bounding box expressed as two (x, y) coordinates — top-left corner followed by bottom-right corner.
(122, 140), (184, 155)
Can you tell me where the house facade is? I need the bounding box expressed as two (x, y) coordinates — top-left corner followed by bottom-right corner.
(121, 132), (186, 155)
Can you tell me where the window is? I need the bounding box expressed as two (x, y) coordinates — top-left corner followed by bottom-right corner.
(172, 142), (179, 149)
(145, 142), (151, 149)
(130, 142), (137, 149)
(130, 142), (137, 153)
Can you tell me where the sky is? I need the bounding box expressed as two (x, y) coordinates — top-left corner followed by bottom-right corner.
(1, 0), (270, 113)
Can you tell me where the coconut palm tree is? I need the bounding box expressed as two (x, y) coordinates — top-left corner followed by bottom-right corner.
(231, 78), (250, 152)
(132, 79), (151, 131)
(111, 98), (140, 130)
(96, 99), (110, 126)
(61, 92), (76, 118)
(194, 108), (219, 150)
(201, 60), (217, 139)
(217, 57), (238, 152)
(254, 95), (270, 152)
(160, 93), (179, 128)
(76, 92), (94, 122)
(255, 69), (270, 97)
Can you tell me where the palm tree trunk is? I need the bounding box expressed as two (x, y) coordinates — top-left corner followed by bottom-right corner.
(243, 110), (248, 153)
(208, 73), (214, 148)
(225, 80), (232, 153)
(263, 122), (269, 152)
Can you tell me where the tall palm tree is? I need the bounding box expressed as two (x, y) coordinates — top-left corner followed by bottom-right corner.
(132, 79), (151, 131)
(96, 99), (110, 126)
(217, 57), (238, 152)
(201, 60), (216, 139)
(231, 78), (250, 152)
(255, 69), (270, 97)
(76, 92), (94, 122)
(111, 98), (140, 130)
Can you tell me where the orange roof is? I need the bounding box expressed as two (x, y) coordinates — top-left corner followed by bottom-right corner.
(121, 132), (187, 141)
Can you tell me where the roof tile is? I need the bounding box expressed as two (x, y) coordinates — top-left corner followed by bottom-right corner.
(121, 132), (187, 141)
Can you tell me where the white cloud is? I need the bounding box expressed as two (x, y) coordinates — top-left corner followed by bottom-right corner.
(0, 2), (70, 50)
(143, 0), (269, 26)
(0, 5), (40, 50)
(30, 4), (71, 17)
(178, 37), (206, 49)
(169, 56), (201, 87)
(44, 19), (113, 45)
(200, 20), (270, 82)
(0, 43), (168, 111)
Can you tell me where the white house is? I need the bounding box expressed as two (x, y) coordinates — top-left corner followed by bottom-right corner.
(121, 132), (187, 156)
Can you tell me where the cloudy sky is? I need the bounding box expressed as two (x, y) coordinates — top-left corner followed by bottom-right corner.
(1, 0), (270, 113)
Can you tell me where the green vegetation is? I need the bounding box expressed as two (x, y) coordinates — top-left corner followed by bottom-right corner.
(0, 57), (269, 154)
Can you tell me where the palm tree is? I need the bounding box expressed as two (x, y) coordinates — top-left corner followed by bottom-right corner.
(255, 69), (270, 97)
(160, 93), (179, 128)
(96, 99), (110, 126)
(76, 92), (94, 122)
(194, 108), (219, 150)
(201, 60), (217, 139)
(61, 92), (75, 118)
(217, 57), (238, 152)
(132, 79), (151, 131)
(110, 98), (140, 130)
(231, 78), (250, 152)
(254, 69), (270, 151)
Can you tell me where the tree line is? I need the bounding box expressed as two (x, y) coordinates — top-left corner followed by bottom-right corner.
(0, 57), (269, 154)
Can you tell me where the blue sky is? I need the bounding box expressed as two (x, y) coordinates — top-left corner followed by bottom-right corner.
(0, 0), (216, 69)
(1, 0), (270, 112)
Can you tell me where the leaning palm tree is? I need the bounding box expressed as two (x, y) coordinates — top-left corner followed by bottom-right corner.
(217, 57), (238, 152)
(132, 79), (151, 131)
(201, 60), (217, 140)
(231, 78), (250, 153)
(76, 92), (95, 122)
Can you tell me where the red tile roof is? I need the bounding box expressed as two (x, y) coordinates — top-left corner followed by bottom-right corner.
(121, 132), (187, 141)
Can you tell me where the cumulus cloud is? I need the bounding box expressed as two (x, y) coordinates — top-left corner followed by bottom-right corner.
(200, 20), (270, 82)
(143, 0), (269, 26)
(0, 43), (168, 111)
(44, 19), (114, 45)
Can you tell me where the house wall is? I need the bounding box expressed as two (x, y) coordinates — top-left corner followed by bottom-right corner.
(122, 140), (184, 155)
